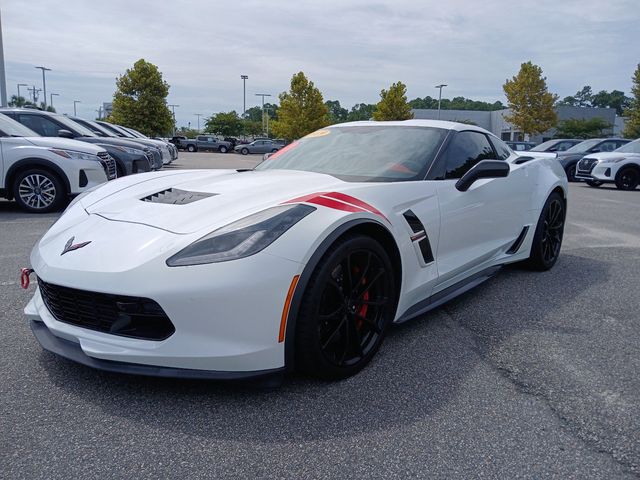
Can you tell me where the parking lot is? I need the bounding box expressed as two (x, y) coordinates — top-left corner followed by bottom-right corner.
(1, 152), (639, 479)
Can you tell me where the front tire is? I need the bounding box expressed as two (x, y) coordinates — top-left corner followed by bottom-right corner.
(241, 148), (249, 155)
(615, 167), (639, 190)
(219, 146), (228, 153)
(523, 192), (565, 271)
(295, 234), (396, 380)
(586, 180), (603, 188)
(12, 168), (65, 213)
(566, 164), (576, 182)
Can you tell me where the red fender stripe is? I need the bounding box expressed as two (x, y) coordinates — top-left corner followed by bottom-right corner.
(321, 192), (388, 221)
(283, 192), (388, 222)
(306, 196), (368, 214)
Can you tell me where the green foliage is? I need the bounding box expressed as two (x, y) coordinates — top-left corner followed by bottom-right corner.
(270, 72), (329, 140)
(108, 59), (174, 136)
(624, 64), (640, 138)
(408, 96), (505, 111)
(372, 81), (413, 121)
(555, 118), (612, 139)
(7, 96), (55, 112)
(175, 127), (200, 138)
(204, 111), (243, 137)
(347, 103), (376, 121)
(325, 100), (348, 123)
(244, 103), (278, 122)
(558, 86), (630, 115)
(503, 61), (558, 136)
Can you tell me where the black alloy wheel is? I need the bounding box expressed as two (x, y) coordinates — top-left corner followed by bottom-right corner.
(615, 167), (639, 190)
(295, 235), (395, 380)
(524, 192), (565, 271)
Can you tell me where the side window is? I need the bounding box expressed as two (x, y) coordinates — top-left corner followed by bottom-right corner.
(617, 141), (628, 149)
(196, 136), (205, 141)
(555, 142), (571, 152)
(599, 141), (617, 152)
(18, 115), (61, 137)
(489, 136), (512, 160)
(444, 131), (495, 179)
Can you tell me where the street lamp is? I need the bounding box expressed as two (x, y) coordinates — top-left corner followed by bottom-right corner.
(35, 66), (51, 108)
(73, 100), (81, 116)
(255, 93), (271, 134)
(195, 113), (203, 132)
(49, 92), (59, 108)
(240, 75), (248, 118)
(435, 84), (447, 120)
(17, 83), (27, 99)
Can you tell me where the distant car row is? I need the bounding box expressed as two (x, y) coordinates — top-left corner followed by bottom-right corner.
(170, 135), (285, 154)
(0, 108), (178, 212)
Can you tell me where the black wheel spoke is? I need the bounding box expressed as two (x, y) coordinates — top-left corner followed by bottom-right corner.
(356, 268), (384, 299)
(355, 313), (382, 334)
(348, 317), (364, 358)
(321, 316), (347, 350)
(356, 298), (389, 307)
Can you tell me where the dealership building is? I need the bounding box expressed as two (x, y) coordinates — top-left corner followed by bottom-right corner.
(412, 106), (624, 142)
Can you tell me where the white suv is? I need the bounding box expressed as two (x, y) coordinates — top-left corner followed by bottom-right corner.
(0, 113), (115, 213)
(576, 139), (640, 190)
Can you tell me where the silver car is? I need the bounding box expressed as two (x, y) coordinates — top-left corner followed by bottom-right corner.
(234, 139), (281, 155)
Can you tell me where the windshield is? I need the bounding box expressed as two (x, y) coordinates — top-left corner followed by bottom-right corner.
(256, 125), (448, 182)
(0, 113), (39, 137)
(566, 139), (601, 153)
(80, 119), (115, 137)
(55, 115), (97, 137)
(615, 139), (640, 154)
(530, 140), (559, 152)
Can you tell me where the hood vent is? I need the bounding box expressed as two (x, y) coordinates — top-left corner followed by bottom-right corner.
(141, 188), (217, 205)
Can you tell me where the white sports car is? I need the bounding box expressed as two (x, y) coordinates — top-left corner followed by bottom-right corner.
(575, 138), (640, 190)
(24, 120), (568, 380)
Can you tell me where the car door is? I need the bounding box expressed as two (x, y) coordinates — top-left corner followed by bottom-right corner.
(434, 131), (529, 285)
(14, 114), (63, 137)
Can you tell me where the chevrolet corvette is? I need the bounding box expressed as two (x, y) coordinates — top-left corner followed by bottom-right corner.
(24, 120), (568, 380)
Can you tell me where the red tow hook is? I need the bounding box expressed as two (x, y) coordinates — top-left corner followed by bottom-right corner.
(21, 268), (34, 289)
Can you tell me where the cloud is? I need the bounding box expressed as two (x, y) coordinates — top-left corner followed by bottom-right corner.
(3, 0), (639, 126)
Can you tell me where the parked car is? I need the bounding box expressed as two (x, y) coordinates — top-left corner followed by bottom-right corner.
(95, 121), (173, 165)
(0, 113), (112, 213)
(0, 108), (153, 177)
(25, 120), (567, 380)
(120, 126), (178, 162)
(195, 135), (233, 153)
(234, 139), (281, 155)
(70, 117), (162, 171)
(556, 138), (631, 181)
(170, 136), (187, 149)
(506, 141), (536, 151)
(223, 137), (239, 150)
(530, 139), (582, 153)
(575, 139), (640, 190)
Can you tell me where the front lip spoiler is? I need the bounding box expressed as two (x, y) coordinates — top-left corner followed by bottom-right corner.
(30, 320), (285, 381)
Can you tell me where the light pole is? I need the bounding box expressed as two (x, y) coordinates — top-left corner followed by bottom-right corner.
(17, 83), (27, 100)
(73, 100), (81, 116)
(28, 86), (41, 103)
(168, 104), (179, 135)
(435, 84), (447, 120)
(195, 113), (203, 132)
(0, 9), (7, 107)
(49, 92), (59, 109)
(255, 93), (271, 134)
(35, 66), (51, 108)
(240, 75), (248, 118)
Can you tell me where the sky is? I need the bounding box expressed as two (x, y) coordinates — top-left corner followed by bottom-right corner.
(2, 0), (639, 127)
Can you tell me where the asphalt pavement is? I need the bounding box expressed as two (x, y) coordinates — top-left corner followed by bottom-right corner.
(1, 154), (638, 479)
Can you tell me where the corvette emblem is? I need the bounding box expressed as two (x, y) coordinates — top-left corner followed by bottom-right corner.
(61, 236), (92, 256)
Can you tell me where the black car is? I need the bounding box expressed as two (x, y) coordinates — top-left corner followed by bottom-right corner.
(530, 139), (582, 153)
(556, 138), (631, 181)
(506, 141), (537, 151)
(0, 109), (153, 177)
(70, 117), (163, 170)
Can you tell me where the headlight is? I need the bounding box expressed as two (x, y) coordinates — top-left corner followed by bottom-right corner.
(112, 145), (145, 155)
(49, 149), (99, 162)
(601, 156), (627, 164)
(166, 204), (315, 266)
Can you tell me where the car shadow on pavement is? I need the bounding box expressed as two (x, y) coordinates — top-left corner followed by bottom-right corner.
(37, 252), (610, 444)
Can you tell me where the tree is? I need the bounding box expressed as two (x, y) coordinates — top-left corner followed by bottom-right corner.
(269, 72), (329, 140)
(325, 100), (348, 123)
(591, 90), (631, 116)
(555, 118), (612, 139)
(347, 103), (376, 121)
(372, 81), (413, 121)
(623, 64), (640, 138)
(503, 61), (558, 137)
(204, 111), (243, 136)
(108, 59), (174, 136)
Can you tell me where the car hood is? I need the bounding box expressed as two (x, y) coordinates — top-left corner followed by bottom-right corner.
(82, 169), (346, 234)
(581, 152), (640, 162)
(24, 137), (106, 155)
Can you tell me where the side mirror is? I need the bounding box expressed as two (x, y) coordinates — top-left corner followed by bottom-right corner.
(58, 129), (74, 138)
(455, 160), (510, 192)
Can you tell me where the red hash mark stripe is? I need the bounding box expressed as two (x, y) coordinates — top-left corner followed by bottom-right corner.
(283, 192), (388, 222)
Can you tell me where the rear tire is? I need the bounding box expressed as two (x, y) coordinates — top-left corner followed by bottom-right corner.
(522, 192), (565, 271)
(295, 234), (396, 380)
(219, 146), (228, 153)
(615, 166), (639, 190)
(187, 144), (197, 152)
(241, 148), (249, 155)
(12, 168), (65, 213)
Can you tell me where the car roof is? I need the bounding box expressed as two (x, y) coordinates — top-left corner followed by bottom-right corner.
(331, 119), (493, 135)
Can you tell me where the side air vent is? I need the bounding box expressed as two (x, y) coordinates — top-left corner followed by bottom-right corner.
(141, 188), (217, 205)
(506, 226), (530, 254)
(403, 209), (434, 264)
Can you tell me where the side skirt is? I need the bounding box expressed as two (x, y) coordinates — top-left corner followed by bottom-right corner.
(395, 265), (502, 323)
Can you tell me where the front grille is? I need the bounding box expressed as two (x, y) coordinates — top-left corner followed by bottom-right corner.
(38, 278), (175, 341)
(144, 150), (155, 170)
(97, 151), (117, 180)
(578, 157), (598, 174)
